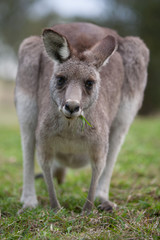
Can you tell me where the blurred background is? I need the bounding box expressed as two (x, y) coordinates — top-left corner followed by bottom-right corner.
(0, 0), (160, 116)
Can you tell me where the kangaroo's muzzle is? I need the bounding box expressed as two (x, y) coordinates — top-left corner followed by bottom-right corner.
(62, 99), (81, 119)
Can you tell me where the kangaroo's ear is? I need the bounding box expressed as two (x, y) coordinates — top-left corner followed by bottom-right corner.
(84, 35), (117, 69)
(42, 29), (72, 63)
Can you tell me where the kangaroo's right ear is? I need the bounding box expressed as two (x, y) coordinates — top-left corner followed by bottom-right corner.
(42, 29), (72, 63)
(83, 35), (117, 69)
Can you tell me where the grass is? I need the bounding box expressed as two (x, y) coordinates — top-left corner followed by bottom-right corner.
(79, 115), (93, 130)
(0, 81), (160, 239)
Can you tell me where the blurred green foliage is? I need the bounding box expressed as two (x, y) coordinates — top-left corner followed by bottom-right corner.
(0, 0), (160, 114)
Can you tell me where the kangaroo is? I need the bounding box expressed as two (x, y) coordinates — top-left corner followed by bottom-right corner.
(15, 22), (149, 213)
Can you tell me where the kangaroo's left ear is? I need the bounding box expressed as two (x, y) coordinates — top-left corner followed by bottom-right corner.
(42, 29), (72, 63)
(84, 35), (117, 69)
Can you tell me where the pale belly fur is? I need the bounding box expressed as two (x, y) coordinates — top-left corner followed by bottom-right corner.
(53, 136), (90, 169)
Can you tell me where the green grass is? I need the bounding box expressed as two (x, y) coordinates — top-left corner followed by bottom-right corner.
(0, 116), (160, 239)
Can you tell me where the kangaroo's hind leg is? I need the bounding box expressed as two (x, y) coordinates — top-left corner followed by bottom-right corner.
(16, 91), (38, 210)
(15, 36), (41, 211)
(95, 36), (149, 211)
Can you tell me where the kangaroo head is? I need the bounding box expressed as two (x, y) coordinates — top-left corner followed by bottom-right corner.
(42, 29), (117, 119)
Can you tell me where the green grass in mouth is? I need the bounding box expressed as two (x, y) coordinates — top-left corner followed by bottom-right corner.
(79, 115), (93, 131)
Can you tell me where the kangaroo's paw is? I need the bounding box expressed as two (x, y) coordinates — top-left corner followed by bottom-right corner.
(18, 195), (38, 214)
(98, 200), (117, 212)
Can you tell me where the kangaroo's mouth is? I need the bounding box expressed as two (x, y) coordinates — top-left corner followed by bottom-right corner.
(65, 116), (73, 120)
(62, 110), (81, 120)
(59, 106), (82, 120)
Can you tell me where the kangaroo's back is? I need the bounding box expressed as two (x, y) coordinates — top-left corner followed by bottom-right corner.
(52, 22), (118, 53)
(15, 36), (42, 97)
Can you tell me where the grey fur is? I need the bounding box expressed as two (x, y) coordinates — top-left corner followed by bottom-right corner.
(15, 22), (149, 213)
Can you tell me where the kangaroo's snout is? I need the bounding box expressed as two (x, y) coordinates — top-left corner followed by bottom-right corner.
(62, 100), (81, 119)
(65, 102), (80, 114)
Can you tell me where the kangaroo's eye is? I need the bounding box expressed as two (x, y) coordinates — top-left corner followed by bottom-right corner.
(85, 80), (95, 90)
(56, 76), (67, 87)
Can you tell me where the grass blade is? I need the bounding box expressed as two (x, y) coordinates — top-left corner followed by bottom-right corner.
(79, 115), (93, 130)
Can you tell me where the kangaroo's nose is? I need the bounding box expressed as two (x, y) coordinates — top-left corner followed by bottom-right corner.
(65, 101), (80, 114)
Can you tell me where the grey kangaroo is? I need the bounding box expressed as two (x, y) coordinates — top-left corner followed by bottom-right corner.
(15, 22), (149, 213)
